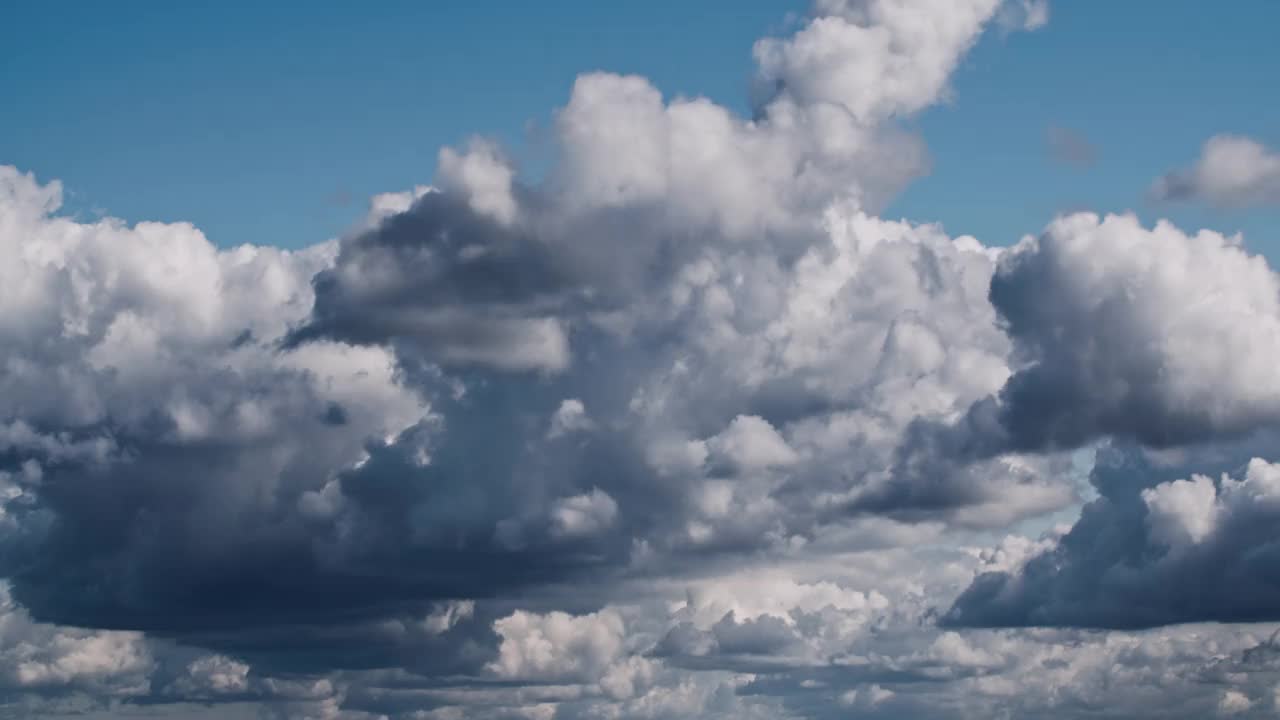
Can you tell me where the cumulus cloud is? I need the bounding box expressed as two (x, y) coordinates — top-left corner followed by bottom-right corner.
(987, 212), (1280, 451)
(287, 189), (576, 374)
(548, 489), (619, 539)
(0, 583), (152, 700)
(860, 207), (1280, 532)
(488, 609), (629, 682)
(1153, 134), (1280, 208)
(883, 210), (1280, 502)
(0, 166), (443, 632)
(946, 447), (1280, 629)
(27, 0), (1280, 718)
(1219, 689), (1253, 715)
(547, 399), (594, 439)
(757, 0), (1017, 122)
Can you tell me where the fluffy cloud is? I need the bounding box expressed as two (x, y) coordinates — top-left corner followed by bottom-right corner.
(488, 609), (623, 680)
(21, 0), (1280, 718)
(0, 584), (152, 700)
(946, 447), (1280, 629)
(987, 212), (1280, 451)
(883, 210), (1280, 504)
(1152, 134), (1280, 208)
(287, 189), (575, 373)
(0, 166), (445, 633)
(756, 0), (1005, 122)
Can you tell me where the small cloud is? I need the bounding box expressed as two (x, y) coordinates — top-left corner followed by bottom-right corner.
(1046, 125), (1096, 169)
(548, 398), (594, 439)
(998, 0), (1050, 33)
(1151, 134), (1280, 208)
(1218, 689), (1252, 715)
(323, 188), (355, 208)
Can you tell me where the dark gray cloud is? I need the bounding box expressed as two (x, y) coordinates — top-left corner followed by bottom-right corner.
(2, 373), (649, 639)
(946, 441), (1280, 629)
(288, 190), (582, 374)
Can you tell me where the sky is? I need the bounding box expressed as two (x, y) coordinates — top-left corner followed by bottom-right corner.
(4, 1), (1278, 253)
(5, 1), (1280, 719)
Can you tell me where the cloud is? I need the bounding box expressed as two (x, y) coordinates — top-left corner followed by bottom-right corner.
(488, 609), (630, 684)
(1152, 134), (1280, 208)
(1046, 125), (1096, 168)
(1219, 689), (1253, 715)
(0, 166), (454, 633)
(9, 1), (1029, 648)
(878, 210), (1280, 503)
(985, 212), (1280, 452)
(706, 415), (798, 473)
(758, 0), (1025, 123)
(286, 189), (576, 374)
(548, 489), (619, 540)
(945, 445), (1280, 629)
(860, 208), (1280, 528)
(547, 399), (593, 439)
(997, 0), (1050, 32)
(43, 1), (1280, 718)
(0, 583), (153, 700)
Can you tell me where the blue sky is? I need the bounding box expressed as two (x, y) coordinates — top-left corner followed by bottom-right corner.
(4, 0), (1277, 254)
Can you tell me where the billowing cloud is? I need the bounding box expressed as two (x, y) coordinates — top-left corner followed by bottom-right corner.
(871, 209), (1280, 512)
(988, 212), (1280, 451)
(946, 445), (1280, 629)
(1, 0), (1049, 699)
(17, 0), (1280, 718)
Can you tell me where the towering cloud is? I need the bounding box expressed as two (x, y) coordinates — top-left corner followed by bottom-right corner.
(12, 1), (1280, 718)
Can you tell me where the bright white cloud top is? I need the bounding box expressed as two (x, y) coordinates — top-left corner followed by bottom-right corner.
(2, 1), (1280, 718)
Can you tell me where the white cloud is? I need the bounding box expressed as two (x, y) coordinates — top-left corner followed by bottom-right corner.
(437, 139), (520, 226)
(42, 2), (1280, 719)
(981, 212), (1280, 450)
(548, 399), (594, 439)
(1153, 134), (1280, 208)
(550, 489), (619, 539)
(170, 655), (251, 697)
(488, 609), (627, 683)
(757, 0), (1006, 122)
(0, 583), (152, 698)
(1143, 474), (1220, 548)
(705, 415), (797, 473)
(1219, 689), (1253, 715)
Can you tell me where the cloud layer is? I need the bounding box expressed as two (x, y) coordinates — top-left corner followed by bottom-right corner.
(5, 1), (1280, 718)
